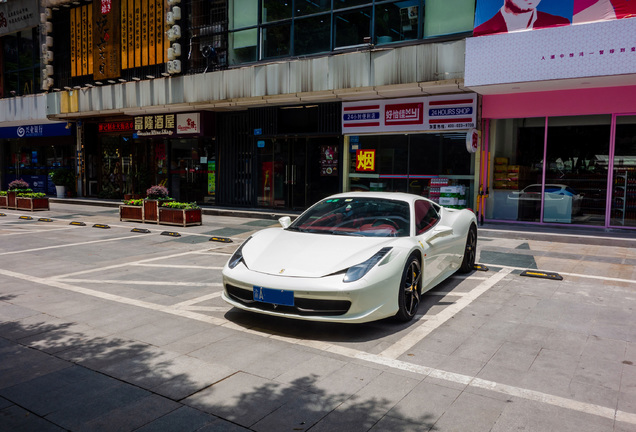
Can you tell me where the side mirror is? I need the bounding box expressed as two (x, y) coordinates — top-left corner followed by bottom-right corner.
(279, 216), (292, 229)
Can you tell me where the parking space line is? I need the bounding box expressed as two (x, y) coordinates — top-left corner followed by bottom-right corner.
(173, 292), (223, 307)
(0, 235), (142, 256)
(132, 263), (224, 270)
(58, 278), (223, 287)
(486, 264), (636, 285)
(379, 268), (514, 360)
(1, 265), (634, 426)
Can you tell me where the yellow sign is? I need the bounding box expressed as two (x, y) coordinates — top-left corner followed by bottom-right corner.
(356, 149), (376, 172)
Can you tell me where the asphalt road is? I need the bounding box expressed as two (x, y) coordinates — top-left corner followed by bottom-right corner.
(1, 203), (635, 431)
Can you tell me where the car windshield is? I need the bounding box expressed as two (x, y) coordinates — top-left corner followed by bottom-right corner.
(289, 197), (411, 237)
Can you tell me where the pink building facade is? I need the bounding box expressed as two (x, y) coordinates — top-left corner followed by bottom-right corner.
(466, 17), (636, 230)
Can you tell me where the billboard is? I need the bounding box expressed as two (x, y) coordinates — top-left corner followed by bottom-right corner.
(342, 94), (477, 135)
(474, 0), (635, 37)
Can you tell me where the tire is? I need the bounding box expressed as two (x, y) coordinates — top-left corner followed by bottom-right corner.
(458, 224), (477, 273)
(394, 254), (422, 322)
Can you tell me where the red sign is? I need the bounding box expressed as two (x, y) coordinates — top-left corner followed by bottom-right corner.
(98, 121), (134, 133)
(356, 149), (376, 172)
(385, 102), (423, 126)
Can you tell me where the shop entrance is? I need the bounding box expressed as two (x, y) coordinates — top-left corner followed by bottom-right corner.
(257, 137), (339, 210)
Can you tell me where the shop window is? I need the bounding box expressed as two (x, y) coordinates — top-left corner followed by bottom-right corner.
(294, 15), (331, 55)
(229, 0), (258, 29)
(546, 115), (610, 225)
(295, 0), (331, 16)
(374, 1), (419, 44)
(229, 29), (258, 64)
(262, 23), (291, 59)
(611, 115), (636, 227)
(2, 28), (40, 97)
(489, 118), (545, 222)
(424, 0), (475, 38)
(334, 0), (371, 10)
(262, 0), (292, 22)
(334, 7), (372, 48)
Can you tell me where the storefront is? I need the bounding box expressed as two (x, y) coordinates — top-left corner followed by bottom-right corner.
(342, 95), (478, 208)
(0, 122), (75, 194)
(466, 16), (636, 230)
(481, 89), (636, 229)
(216, 103), (342, 210)
(89, 112), (215, 202)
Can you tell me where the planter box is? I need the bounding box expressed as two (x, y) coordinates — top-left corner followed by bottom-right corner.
(143, 200), (159, 223)
(16, 196), (50, 211)
(158, 207), (202, 227)
(119, 205), (144, 222)
(7, 191), (16, 209)
(0, 195), (7, 208)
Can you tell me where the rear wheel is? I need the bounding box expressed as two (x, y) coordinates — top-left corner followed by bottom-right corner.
(395, 254), (422, 322)
(458, 224), (477, 273)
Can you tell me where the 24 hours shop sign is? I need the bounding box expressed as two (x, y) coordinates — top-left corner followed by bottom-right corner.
(342, 94), (477, 134)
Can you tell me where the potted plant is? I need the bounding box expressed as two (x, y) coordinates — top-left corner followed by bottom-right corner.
(50, 168), (75, 198)
(158, 201), (202, 227)
(144, 185), (171, 223)
(7, 179), (32, 208)
(119, 198), (144, 222)
(0, 191), (7, 208)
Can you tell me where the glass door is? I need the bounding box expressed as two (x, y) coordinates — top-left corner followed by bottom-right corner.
(610, 115), (636, 227)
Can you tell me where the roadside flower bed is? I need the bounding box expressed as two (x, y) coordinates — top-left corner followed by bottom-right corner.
(119, 186), (202, 226)
(1, 179), (50, 211)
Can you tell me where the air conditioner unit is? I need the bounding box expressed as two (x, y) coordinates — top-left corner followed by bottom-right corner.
(45, 50), (54, 63)
(44, 8), (52, 19)
(46, 65), (54, 76)
(46, 36), (53, 47)
(166, 11), (174, 25)
(167, 47), (175, 61)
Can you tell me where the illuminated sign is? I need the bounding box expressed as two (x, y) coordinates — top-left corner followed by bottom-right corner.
(134, 114), (176, 137)
(98, 121), (134, 133)
(356, 150), (376, 172)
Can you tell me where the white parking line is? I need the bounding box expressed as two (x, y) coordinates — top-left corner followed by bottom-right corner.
(0, 235), (141, 256)
(58, 278), (223, 287)
(1, 264), (634, 426)
(379, 267), (513, 360)
(132, 263), (224, 270)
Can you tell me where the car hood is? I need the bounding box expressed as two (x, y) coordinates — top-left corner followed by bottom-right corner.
(241, 228), (396, 278)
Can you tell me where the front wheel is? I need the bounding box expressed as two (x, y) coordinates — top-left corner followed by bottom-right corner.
(395, 254), (422, 322)
(458, 224), (477, 273)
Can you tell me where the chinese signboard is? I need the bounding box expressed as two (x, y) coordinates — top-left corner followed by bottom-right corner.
(0, 123), (72, 139)
(133, 114), (176, 137)
(474, 0), (635, 37)
(98, 121), (134, 133)
(356, 150), (376, 172)
(466, 17), (636, 87)
(176, 113), (201, 135)
(92, 0), (121, 80)
(342, 94), (477, 134)
(0, 0), (38, 37)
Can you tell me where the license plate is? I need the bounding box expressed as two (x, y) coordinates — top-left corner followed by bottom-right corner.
(253, 286), (294, 306)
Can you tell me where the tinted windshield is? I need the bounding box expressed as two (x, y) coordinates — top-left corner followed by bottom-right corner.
(290, 197), (411, 237)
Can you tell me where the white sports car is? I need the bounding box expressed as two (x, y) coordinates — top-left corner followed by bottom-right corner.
(222, 192), (477, 323)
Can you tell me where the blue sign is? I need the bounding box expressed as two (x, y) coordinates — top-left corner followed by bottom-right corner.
(343, 112), (380, 122)
(257, 140), (265, 148)
(254, 128), (263, 136)
(0, 122), (73, 139)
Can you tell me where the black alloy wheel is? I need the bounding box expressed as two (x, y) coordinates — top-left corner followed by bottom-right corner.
(395, 254), (422, 322)
(458, 224), (477, 273)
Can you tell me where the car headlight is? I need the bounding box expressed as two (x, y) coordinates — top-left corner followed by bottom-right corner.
(343, 247), (392, 283)
(228, 237), (251, 269)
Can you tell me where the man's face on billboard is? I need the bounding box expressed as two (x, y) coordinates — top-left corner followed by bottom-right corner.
(505, 0), (542, 14)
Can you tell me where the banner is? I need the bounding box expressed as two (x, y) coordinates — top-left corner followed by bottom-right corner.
(474, 0), (635, 37)
(0, 0), (38, 37)
(342, 94), (477, 134)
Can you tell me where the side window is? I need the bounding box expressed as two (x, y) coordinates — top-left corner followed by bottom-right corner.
(415, 200), (439, 235)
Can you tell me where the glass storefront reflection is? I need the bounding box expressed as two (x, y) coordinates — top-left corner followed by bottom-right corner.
(488, 116), (612, 226)
(611, 115), (636, 227)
